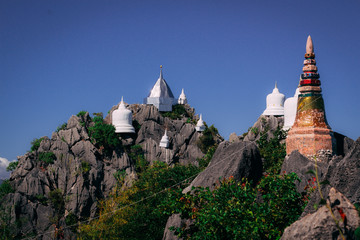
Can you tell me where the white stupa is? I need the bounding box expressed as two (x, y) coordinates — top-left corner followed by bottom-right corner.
(283, 87), (300, 130)
(112, 97), (135, 133)
(159, 129), (170, 148)
(262, 82), (285, 116)
(195, 114), (206, 132)
(178, 88), (188, 105)
(144, 66), (175, 112)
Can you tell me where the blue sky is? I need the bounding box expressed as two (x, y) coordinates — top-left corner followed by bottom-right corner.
(1, 0), (360, 178)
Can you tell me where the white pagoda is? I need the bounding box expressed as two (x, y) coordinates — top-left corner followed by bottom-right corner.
(262, 82), (285, 116)
(144, 66), (175, 112)
(112, 97), (135, 133)
(283, 87), (300, 130)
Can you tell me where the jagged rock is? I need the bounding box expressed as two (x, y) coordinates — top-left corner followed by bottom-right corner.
(162, 214), (185, 240)
(281, 188), (360, 240)
(281, 150), (328, 194)
(183, 141), (262, 193)
(333, 132), (355, 156)
(229, 132), (241, 143)
(244, 115), (284, 142)
(301, 137), (360, 216)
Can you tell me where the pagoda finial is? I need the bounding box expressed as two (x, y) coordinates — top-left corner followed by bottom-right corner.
(306, 35), (314, 53)
(275, 81), (277, 89)
(159, 65), (163, 79)
(121, 96), (124, 103)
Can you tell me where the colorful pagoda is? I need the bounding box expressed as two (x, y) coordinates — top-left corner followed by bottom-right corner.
(286, 36), (334, 156)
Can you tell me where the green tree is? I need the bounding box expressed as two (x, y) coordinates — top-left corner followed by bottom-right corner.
(170, 173), (304, 240)
(79, 162), (200, 240)
(88, 115), (122, 156)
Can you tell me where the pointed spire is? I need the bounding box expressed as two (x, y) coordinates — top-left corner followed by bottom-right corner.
(181, 88), (185, 95)
(306, 35), (314, 53)
(275, 81), (278, 89)
(159, 65), (163, 79)
(119, 96), (125, 109)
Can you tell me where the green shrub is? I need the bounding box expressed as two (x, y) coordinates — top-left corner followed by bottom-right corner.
(88, 115), (122, 156)
(79, 162), (200, 240)
(30, 137), (44, 152)
(81, 161), (90, 174)
(35, 194), (48, 205)
(129, 145), (148, 173)
(197, 145), (217, 169)
(77, 111), (87, 117)
(38, 152), (57, 164)
(49, 189), (65, 217)
(6, 161), (18, 172)
(170, 173), (304, 240)
(113, 169), (126, 185)
(65, 212), (78, 231)
(56, 122), (67, 132)
(161, 104), (189, 119)
(197, 125), (219, 154)
(256, 126), (287, 174)
(0, 180), (14, 199)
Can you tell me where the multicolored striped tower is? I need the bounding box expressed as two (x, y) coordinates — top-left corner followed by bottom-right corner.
(286, 36), (334, 156)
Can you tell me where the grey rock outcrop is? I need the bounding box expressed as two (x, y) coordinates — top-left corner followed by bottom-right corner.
(244, 115), (284, 142)
(3, 103), (217, 239)
(281, 188), (360, 240)
(281, 150), (328, 194)
(6, 113), (133, 239)
(293, 137), (360, 217)
(183, 140), (262, 193)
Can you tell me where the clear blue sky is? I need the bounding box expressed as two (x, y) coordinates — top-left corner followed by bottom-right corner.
(1, 0), (360, 177)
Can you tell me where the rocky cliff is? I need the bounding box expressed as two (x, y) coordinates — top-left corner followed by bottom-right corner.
(2, 103), (221, 239)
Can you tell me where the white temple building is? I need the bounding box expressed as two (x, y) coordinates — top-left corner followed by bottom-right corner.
(159, 129), (170, 148)
(283, 87), (300, 130)
(112, 97), (135, 133)
(195, 114), (206, 132)
(178, 88), (188, 105)
(144, 66), (175, 112)
(262, 82), (285, 116)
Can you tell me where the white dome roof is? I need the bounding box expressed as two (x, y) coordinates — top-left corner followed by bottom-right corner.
(159, 129), (170, 148)
(263, 83), (285, 116)
(112, 97), (135, 133)
(283, 88), (300, 130)
(195, 114), (205, 132)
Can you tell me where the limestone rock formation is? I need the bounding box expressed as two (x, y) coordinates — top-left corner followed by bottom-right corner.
(183, 140), (262, 193)
(243, 115), (284, 142)
(281, 188), (360, 240)
(281, 150), (328, 194)
(1, 103), (215, 239)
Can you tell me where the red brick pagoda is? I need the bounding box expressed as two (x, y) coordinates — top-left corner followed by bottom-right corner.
(286, 36), (334, 156)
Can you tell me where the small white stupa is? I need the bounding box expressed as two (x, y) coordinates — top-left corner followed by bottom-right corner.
(144, 66), (175, 112)
(159, 129), (170, 148)
(262, 82), (285, 116)
(112, 97), (135, 133)
(195, 114), (206, 132)
(178, 88), (188, 105)
(283, 87), (300, 130)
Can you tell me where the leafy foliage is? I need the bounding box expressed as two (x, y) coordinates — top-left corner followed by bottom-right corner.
(78, 162), (200, 240)
(88, 115), (122, 156)
(81, 161), (91, 174)
(197, 125), (219, 154)
(161, 104), (189, 119)
(77, 111), (87, 117)
(30, 137), (44, 152)
(170, 173), (305, 240)
(0, 180), (14, 199)
(38, 152), (57, 165)
(49, 189), (65, 225)
(56, 122), (67, 132)
(128, 144), (148, 173)
(197, 145), (217, 170)
(256, 125), (287, 174)
(6, 161), (18, 172)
